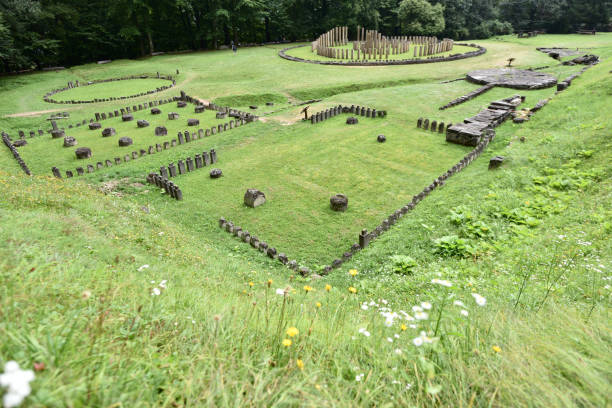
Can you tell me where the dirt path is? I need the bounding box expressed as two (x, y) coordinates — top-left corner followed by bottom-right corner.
(4, 108), (70, 118)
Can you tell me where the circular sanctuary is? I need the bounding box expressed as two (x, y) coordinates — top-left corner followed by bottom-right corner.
(44, 74), (176, 104)
(466, 68), (557, 89)
(279, 26), (486, 66)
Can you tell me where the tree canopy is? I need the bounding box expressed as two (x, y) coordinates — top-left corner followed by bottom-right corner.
(0, 0), (610, 72)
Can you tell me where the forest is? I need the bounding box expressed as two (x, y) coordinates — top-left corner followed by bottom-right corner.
(0, 0), (610, 72)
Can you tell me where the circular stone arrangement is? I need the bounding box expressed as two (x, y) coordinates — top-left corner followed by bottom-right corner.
(466, 68), (557, 89)
(43, 74), (176, 104)
(279, 43), (486, 66)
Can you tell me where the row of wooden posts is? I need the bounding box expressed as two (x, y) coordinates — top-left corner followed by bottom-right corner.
(312, 26), (453, 60)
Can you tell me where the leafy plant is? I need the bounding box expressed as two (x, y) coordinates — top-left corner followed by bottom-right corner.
(433, 235), (476, 258)
(389, 255), (418, 275)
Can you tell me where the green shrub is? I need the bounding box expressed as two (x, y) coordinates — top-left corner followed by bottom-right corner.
(389, 255), (418, 275)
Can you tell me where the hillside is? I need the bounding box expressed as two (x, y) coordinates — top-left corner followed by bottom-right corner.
(0, 34), (611, 407)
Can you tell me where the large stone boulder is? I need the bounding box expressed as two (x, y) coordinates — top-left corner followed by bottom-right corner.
(195, 105), (206, 113)
(168, 112), (179, 120)
(118, 137), (133, 147)
(210, 168), (223, 179)
(151, 108), (161, 115)
(51, 129), (65, 139)
(63, 136), (77, 147)
(177, 101), (187, 108)
(154, 126), (167, 136)
(244, 189), (266, 208)
(75, 147), (92, 159)
(13, 140), (27, 147)
(102, 128), (116, 137)
(137, 120), (149, 128)
(122, 114), (134, 122)
(377, 134), (386, 143)
(346, 117), (358, 125)
(488, 156), (505, 170)
(89, 122), (102, 130)
(187, 118), (199, 126)
(330, 194), (348, 212)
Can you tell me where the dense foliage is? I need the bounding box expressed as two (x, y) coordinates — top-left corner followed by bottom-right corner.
(0, 0), (610, 72)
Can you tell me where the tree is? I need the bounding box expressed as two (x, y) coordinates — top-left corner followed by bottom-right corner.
(398, 0), (444, 36)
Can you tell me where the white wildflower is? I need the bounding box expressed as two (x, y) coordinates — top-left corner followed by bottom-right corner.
(151, 287), (161, 296)
(394, 349), (402, 355)
(275, 288), (286, 296)
(159, 280), (167, 289)
(387, 337), (394, 343)
(412, 337), (424, 346)
(414, 311), (429, 320)
(460, 309), (469, 317)
(431, 278), (452, 287)
(453, 300), (466, 307)
(420, 302), (432, 310)
(472, 293), (487, 306)
(138, 264), (150, 272)
(0, 361), (35, 408)
(412, 305), (423, 312)
(358, 328), (371, 337)
(355, 373), (364, 382)
(361, 304), (369, 310)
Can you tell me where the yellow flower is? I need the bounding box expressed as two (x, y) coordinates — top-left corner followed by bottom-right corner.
(492, 345), (502, 353)
(316, 302), (322, 308)
(286, 327), (299, 337)
(296, 359), (304, 370)
(248, 282), (254, 287)
(267, 279), (273, 288)
(282, 339), (292, 347)
(303, 285), (313, 293)
(400, 324), (407, 331)
(348, 287), (357, 294)
(315, 384), (321, 390)
(349, 269), (358, 277)
(325, 284), (332, 292)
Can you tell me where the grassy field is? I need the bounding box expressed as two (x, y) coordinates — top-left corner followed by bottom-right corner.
(0, 34), (611, 407)
(283, 43), (476, 61)
(48, 77), (175, 102)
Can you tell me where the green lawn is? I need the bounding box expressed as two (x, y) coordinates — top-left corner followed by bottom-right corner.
(0, 34), (610, 407)
(48, 77), (174, 102)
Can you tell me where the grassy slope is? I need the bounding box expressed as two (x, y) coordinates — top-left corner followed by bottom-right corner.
(0, 35), (611, 407)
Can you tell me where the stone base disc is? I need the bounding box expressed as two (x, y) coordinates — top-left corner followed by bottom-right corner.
(466, 68), (557, 89)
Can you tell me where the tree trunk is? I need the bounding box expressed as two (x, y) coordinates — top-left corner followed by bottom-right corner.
(147, 32), (154, 55)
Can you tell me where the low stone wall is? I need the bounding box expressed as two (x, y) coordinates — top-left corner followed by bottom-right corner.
(439, 84), (495, 110)
(218, 218), (311, 276)
(310, 104), (386, 123)
(556, 66), (592, 91)
(279, 43), (486, 66)
(146, 173), (183, 200)
(157, 149), (218, 179)
(416, 118), (451, 133)
(43, 73), (176, 104)
(1, 132), (32, 175)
